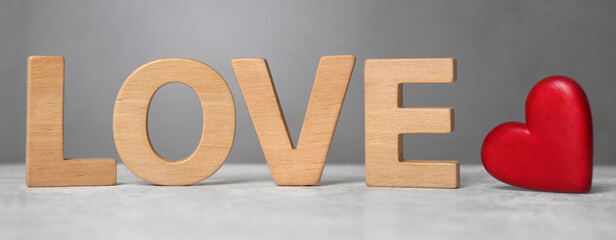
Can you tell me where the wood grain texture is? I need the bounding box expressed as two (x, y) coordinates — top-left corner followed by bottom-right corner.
(481, 76), (593, 193)
(364, 58), (459, 188)
(231, 55), (355, 186)
(113, 58), (235, 186)
(26, 56), (116, 187)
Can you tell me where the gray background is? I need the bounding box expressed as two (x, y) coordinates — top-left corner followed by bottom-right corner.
(0, 0), (614, 165)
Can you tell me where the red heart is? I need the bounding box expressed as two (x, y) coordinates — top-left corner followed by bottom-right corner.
(481, 76), (593, 193)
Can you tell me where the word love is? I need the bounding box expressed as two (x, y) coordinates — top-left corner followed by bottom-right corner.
(26, 55), (458, 188)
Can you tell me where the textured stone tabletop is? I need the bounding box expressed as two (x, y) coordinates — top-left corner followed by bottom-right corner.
(1, 164), (615, 240)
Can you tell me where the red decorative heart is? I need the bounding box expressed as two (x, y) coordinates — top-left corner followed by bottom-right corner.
(481, 76), (593, 193)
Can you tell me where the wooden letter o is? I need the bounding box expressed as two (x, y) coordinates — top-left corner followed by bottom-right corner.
(113, 58), (235, 185)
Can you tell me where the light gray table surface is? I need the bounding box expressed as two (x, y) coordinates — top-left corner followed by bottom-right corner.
(1, 163), (615, 240)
